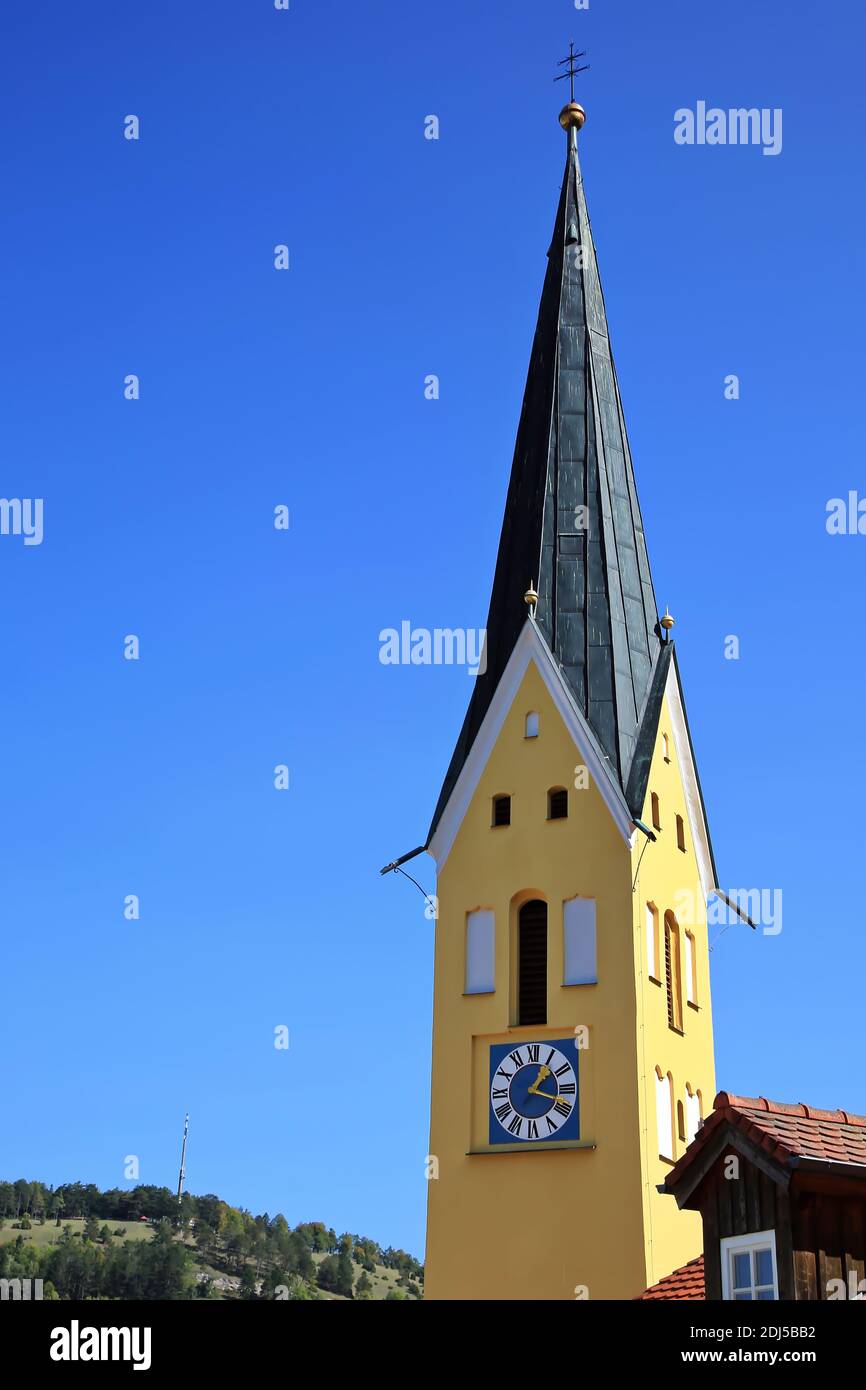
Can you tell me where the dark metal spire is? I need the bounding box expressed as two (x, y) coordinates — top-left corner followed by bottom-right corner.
(429, 100), (663, 839)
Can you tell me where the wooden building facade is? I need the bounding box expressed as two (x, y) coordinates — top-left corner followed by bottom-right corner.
(641, 1092), (866, 1301)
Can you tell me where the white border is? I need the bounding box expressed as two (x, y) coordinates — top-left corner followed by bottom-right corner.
(665, 660), (715, 900)
(427, 619), (635, 872)
(720, 1229), (778, 1301)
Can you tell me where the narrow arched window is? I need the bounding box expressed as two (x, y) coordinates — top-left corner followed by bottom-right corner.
(684, 931), (697, 1007)
(517, 900), (547, 1026)
(685, 1084), (702, 1143)
(525, 711), (539, 739)
(663, 732), (671, 763)
(492, 795), (511, 827)
(547, 787), (568, 820)
(676, 814), (686, 852)
(646, 903), (660, 982)
(664, 912), (683, 1031)
(667, 1073), (676, 1155)
(677, 1099), (686, 1143)
(651, 792), (661, 831)
(655, 1067), (674, 1161)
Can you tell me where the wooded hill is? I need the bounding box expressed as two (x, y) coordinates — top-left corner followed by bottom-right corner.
(0, 1179), (423, 1301)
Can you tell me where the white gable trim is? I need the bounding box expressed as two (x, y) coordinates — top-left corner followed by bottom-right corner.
(665, 661), (715, 901)
(427, 619), (635, 872)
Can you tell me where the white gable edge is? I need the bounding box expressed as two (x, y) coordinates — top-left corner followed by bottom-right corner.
(664, 660), (716, 901)
(427, 619), (635, 872)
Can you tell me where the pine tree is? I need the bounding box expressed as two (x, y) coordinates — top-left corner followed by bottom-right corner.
(336, 1246), (355, 1298)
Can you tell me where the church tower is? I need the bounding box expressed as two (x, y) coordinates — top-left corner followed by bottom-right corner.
(423, 94), (718, 1300)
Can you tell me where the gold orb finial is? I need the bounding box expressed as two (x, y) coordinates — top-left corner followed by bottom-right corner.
(555, 44), (589, 131)
(660, 606), (675, 632)
(559, 101), (586, 132)
(524, 584), (539, 610)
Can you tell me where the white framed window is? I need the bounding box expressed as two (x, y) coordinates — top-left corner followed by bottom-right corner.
(525, 711), (539, 739)
(721, 1231), (778, 1301)
(563, 897), (596, 985)
(465, 910), (495, 994)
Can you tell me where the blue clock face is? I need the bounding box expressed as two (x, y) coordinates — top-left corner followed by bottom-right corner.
(489, 1039), (579, 1144)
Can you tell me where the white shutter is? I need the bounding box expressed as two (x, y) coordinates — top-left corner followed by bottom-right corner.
(563, 898), (597, 985)
(685, 932), (696, 1004)
(465, 910), (495, 994)
(656, 1072), (673, 1159)
(646, 904), (657, 978)
(686, 1089), (702, 1143)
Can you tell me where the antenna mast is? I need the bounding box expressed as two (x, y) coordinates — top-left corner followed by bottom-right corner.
(176, 1112), (189, 1213)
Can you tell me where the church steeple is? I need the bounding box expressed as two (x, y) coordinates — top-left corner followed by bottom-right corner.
(430, 98), (662, 837)
(422, 77), (717, 1301)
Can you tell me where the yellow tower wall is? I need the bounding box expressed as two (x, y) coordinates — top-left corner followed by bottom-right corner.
(631, 690), (716, 1290)
(424, 658), (715, 1299)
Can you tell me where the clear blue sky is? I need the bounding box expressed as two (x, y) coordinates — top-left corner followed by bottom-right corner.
(2, 0), (864, 1260)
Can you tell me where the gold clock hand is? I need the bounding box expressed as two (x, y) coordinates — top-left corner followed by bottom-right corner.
(527, 1083), (568, 1103)
(526, 1064), (550, 1095)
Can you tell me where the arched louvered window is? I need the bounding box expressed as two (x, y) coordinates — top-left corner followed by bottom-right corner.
(517, 900), (548, 1026)
(547, 787), (568, 820)
(664, 912), (683, 1032)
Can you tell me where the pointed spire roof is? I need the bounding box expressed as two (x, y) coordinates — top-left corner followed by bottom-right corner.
(430, 104), (663, 839)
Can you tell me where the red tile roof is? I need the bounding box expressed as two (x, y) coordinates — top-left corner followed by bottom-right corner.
(638, 1255), (705, 1301)
(667, 1092), (866, 1191)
